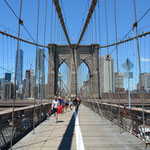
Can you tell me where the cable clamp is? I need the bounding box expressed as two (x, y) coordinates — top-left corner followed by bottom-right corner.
(132, 22), (137, 29)
(19, 19), (23, 25)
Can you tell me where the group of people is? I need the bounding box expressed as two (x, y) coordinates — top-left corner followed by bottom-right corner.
(51, 96), (81, 122)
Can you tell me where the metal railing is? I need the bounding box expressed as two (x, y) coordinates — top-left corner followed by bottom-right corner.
(82, 99), (150, 144)
(0, 103), (52, 150)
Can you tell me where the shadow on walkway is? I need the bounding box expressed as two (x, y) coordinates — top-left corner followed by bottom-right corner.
(58, 105), (79, 150)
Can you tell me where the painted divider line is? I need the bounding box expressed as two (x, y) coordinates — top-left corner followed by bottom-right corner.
(74, 107), (85, 150)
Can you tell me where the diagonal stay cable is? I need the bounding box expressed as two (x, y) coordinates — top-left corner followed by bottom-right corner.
(3, 0), (36, 43)
(100, 7), (150, 55)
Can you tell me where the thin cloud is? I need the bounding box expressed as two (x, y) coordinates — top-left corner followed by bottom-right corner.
(141, 57), (150, 62)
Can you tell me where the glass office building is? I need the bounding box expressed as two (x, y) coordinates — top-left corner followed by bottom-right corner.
(16, 49), (23, 88)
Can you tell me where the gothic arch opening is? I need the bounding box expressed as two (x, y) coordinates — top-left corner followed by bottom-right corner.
(77, 62), (91, 99)
(57, 62), (70, 98)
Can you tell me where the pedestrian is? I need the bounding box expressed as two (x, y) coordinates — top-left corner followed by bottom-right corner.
(65, 97), (69, 112)
(61, 97), (65, 113)
(51, 96), (59, 123)
(78, 97), (81, 105)
(58, 97), (63, 106)
(70, 97), (73, 110)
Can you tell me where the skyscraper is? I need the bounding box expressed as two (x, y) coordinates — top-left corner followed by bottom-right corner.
(25, 70), (30, 98)
(99, 55), (115, 94)
(16, 49), (23, 88)
(30, 69), (35, 98)
(5, 73), (11, 81)
(37, 49), (45, 80)
(36, 49), (45, 98)
(138, 73), (150, 93)
(2, 81), (14, 100)
(114, 71), (124, 92)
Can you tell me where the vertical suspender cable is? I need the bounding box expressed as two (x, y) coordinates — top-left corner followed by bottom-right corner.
(91, 18), (93, 44)
(40, 0), (47, 123)
(105, 0), (109, 54)
(105, 0), (112, 121)
(114, 0), (121, 132)
(98, 0), (103, 112)
(98, 0), (101, 97)
(33, 0), (40, 134)
(94, 9), (101, 115)
(133, 0), (145, 140)
(54, 9), (56, 43)
(2, 35), (4, 77)
(50, 1), (53, 43)
(10, 0), (22, 149)
(94, 11), (97, 44)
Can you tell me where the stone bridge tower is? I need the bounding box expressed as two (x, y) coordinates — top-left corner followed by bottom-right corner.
(48, 44), (100, 99)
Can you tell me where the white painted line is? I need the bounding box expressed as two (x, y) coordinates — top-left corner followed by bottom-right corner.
(74, 108), (85, 150)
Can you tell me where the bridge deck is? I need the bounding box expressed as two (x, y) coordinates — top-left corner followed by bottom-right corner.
(13, 105), (148, 150)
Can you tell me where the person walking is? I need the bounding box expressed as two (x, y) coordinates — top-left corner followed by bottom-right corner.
(52, 96), (59, 123)
(70, 97), (73, 110)
(65, 98), (69, 112)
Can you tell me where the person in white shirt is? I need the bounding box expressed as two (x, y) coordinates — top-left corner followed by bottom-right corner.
(52, 96), (59, 122)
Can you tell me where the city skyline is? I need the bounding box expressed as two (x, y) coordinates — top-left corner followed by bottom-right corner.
(0, 0), (150, 94)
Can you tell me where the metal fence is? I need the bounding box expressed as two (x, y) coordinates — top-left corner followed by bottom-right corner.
(82, 99), (150, 144)
(0, 103), (52, 150)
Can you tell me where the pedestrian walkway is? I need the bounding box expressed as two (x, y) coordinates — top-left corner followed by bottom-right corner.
(13, 105), (149, 150)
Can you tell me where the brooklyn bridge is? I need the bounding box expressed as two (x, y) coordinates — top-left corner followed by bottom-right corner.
(0, 0), (150, 149)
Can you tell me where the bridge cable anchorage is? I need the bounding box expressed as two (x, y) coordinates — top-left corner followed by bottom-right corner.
(10, 0), (23, 150)
(133, 0), (146, 143)
(33, 0), (40, 134)
(53, 0), (72, 48)
(75, 0), (97, 49)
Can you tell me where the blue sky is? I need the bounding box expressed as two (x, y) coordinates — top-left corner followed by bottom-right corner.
(0, 0), (150, 90)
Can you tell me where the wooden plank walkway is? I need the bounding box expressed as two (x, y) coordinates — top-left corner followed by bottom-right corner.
(12, 105), (149, 150)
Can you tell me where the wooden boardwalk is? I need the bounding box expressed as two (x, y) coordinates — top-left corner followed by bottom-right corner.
(13, 105), (149, 150)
